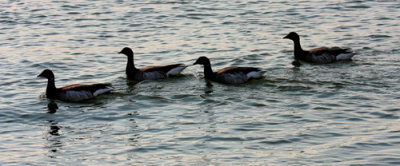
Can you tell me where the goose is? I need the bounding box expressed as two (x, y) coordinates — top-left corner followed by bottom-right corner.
(193, 56), (266, 84)
(38, 69), (112, 102)
(118, 47), (187, 81)
(283, 32), (355, 63)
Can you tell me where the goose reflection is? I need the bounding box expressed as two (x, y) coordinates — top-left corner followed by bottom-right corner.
(292, 60), (302, 67)
(204, 80), (214, 94)
(126, 79), (139, 94)
(48, 120), (60, 136)
(47, 100), (58, 114)
(125, 112), (142, 161)
(127, 111), (140, 145)
(45, 120), (63, 158)
(200, 81), (214, 99)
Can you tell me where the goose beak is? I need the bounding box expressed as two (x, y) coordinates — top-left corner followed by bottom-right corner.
(283, 35), (289, 39)
(193, 60), (201, 65)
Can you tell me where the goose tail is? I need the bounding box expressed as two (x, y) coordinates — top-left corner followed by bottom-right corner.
(166, 65), (187, 77)
(247, 70), (267, 79)
(336, 52), (355, 61)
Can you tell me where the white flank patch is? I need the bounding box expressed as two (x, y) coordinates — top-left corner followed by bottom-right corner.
(336, 53), (355, 60)
(247, 70), (267, 79)
(93, 87), (113, 96)
(166, 66), (187, 77)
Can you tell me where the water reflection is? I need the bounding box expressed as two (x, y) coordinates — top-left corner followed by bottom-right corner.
(292, 60), (302, 67)
(198, 104), (218, 165)
(45, 120), (63, 158)
(127, 115), (140, 145)
(204, 80), (214, 94)
(47, 100), (58, 114)
(203, 105), (217, 133)
(43, 101), (62, 158)
(126, 79), (139, 94)
(48, 120), (60, 136)
(200, 80), (214, 99)
(125, 111), (142, 161)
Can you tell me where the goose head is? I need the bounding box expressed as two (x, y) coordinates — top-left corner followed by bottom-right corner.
(283, 32), (300, 42)
(118, 47), (134, 57)
(193, 56), (211, 66)
(38, 69), (55, 80)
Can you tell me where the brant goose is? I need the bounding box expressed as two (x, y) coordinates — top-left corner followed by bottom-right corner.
(193, 56), (266, 84)
(283, 32), (355, 63)
(118, 47), (187, 81)
(38, 69), (113, 102)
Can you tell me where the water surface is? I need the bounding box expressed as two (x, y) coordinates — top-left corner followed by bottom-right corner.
(0, 0), (399, 165)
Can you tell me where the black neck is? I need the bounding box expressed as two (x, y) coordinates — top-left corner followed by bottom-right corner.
(46, 78), (57, 98)
(126, 56), (137, 76)
(293, 39), (306, 59)
(203, 63), (216, 80)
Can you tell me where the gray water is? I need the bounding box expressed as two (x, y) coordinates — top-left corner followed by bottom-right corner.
(1, 0), (400, 165)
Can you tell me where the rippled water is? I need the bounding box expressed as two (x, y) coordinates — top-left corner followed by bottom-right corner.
(1, 0), (399, 165)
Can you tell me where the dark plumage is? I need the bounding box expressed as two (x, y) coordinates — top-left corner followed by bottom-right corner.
(283, 32), (355, 63)
(118, 47), (187, 81)
(193, 56), (266, 84)
(38, 69), (112, 102)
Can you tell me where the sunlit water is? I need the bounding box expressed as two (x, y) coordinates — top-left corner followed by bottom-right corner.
(1, 0), (399, 165)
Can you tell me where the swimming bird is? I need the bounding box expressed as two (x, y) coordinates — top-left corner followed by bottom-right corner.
(38, 69), (113, 102)
(118, 47), (187, 81)
(193, 56), (266, 84)
(283, 32), (355, 63)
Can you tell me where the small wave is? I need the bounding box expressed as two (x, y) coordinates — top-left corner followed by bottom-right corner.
(259, 139), (295, 145)
(368, 34), (391, 38)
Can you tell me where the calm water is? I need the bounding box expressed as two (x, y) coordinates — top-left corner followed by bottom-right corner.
(1, 0), (399, 165)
